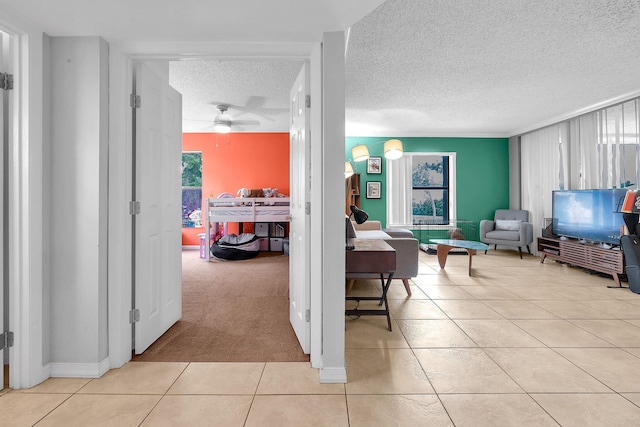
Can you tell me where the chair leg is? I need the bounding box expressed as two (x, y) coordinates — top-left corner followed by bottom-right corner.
(526, 245), (531, 254)
(518, 247), (523, 259)
(494, 244), (497, 250)
(402, 278), (412, 296)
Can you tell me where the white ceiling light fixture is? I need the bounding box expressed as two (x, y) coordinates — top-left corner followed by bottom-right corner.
(351, 144), (370, 162)
(350, 139), (404, 164)
(383, 139), (403, 160)
(213, 104), (232, 133)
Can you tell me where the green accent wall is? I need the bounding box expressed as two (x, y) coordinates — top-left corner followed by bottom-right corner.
(346, 137), (510, 240)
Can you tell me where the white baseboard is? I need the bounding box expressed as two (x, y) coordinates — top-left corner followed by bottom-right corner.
(48, 357), (111, 378)
(319, 367), (347, 383)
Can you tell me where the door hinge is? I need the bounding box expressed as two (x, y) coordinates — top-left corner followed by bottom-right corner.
(305, 309), (310, 322)
(305, 201), (311, 215)
(129, 309), (140, 324)
(129, 201), (141, 215)
(305, 95), (311, 108)
(0, 72), (13, 91)
(130, 94), (141, 108)
(0, 331), (14, 350)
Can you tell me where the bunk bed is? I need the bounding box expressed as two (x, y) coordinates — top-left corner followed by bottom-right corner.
(204, 196), (291, 261)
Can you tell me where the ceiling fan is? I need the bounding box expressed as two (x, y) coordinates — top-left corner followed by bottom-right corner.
(211, 97), (289, 122)
(211, 104), (260, 133)
(213, 104), (232, 133)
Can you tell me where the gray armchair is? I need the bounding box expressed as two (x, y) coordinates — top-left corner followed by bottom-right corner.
(480, 209), (534, 259)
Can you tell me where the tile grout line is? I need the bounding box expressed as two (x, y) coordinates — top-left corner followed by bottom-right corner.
(136, 361), (191, 426)
(242, 361), (267, 427)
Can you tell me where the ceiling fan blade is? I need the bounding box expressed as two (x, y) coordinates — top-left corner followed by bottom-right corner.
(232, 119), (260, 126)
(209, 99), (287, 122)
(182, 119), (216, 131)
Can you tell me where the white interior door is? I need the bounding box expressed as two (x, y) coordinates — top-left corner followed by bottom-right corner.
(289, 63), (311, 353)
(0, 31), (5, 388)
(134, 62), (183, 354)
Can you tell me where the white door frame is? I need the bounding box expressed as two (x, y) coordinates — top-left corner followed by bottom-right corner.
(107, 40), (339, 373)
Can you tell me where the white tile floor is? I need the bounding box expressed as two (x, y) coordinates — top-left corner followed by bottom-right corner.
(3, 248), (640, 426)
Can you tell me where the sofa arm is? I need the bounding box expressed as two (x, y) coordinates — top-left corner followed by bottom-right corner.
(479, 219), (495, 240)
(383, 228), (414, 238)
(520, 222), (534, 246)
(354, 220), (382, 231)
(384, 238), (419, 279)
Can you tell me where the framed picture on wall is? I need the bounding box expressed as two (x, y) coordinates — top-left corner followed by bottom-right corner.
(367, 156), (382, 174)
(366, 181), (381, 199)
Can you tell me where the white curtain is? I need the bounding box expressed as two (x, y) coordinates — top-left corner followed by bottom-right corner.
(568, 99), (640, 190)
(568, 113), (599, 189)
(521, 97), (640, 255)
(521, 123), (569, 255)
(597, 100), (640, 189)
(386, 155), (412, 227)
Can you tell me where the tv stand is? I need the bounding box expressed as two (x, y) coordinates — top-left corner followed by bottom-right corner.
(538, 236), (625, 287)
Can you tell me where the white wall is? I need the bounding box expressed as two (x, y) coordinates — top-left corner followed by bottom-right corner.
(319, 31), (346, 383)
(47, 36), (109, 370)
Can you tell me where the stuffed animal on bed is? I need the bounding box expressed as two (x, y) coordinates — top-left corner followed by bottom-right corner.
(237, 188), (263, 198)
(263, 188), (278, 205)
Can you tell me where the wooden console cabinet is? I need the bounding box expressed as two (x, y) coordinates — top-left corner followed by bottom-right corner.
(538, 236), (624, 287)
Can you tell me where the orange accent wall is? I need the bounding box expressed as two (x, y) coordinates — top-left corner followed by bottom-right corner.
(182, 132), (290, 246)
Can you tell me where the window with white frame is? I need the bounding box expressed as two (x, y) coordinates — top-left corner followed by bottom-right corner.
(182, 152), (203, 228)
(387, 152), (456, 227)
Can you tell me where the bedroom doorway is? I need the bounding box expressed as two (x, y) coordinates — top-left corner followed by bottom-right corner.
(130, 57), (309, 363)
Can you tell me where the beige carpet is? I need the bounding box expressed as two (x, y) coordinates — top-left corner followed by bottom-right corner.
(132, 249), (309, 362)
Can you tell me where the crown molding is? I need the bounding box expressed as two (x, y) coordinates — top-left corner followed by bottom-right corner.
(118, 41), (315, 60)
(511, 89), (640, 137)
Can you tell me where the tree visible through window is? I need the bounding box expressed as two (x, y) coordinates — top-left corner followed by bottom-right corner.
(412, 155), (449, 224)
(182, 152), (202, 228)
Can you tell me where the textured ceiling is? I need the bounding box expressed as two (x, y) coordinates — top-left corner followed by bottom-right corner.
(2, 0), (639, 137)
(0, 0), (384, 43)
(170, 60), (304, 133)
(345, 0), (640, 136)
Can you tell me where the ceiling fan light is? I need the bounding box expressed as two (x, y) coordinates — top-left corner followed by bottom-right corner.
(214, 120), (231, 133)
(351, 144), (370, 162)
(214, 104), (232, 133)
(384, 139), (403, 160)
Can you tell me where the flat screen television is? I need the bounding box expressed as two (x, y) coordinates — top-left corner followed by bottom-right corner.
(552, 189), (628, 246)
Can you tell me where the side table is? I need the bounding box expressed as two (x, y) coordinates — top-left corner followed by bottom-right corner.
(345, 238), (396, 331)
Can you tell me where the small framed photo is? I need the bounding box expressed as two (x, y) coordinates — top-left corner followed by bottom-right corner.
(367, 156), (382, 174)
(366, 181), (381, 199)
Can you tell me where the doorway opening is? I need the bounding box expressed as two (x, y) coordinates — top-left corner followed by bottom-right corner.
(130, 58), (308, 363)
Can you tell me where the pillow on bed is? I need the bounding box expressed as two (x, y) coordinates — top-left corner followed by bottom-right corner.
(495, 219), (521, 231)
